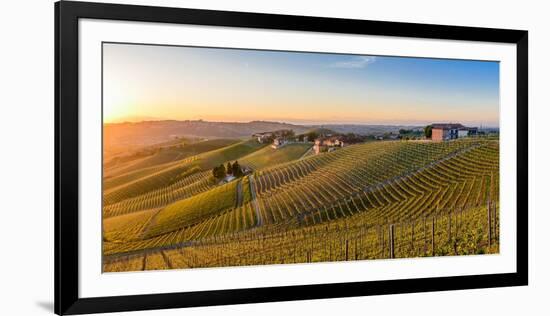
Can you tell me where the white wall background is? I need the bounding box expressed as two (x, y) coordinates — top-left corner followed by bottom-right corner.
(0, 0), (546, 315)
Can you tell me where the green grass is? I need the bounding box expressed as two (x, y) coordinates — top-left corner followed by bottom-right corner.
(103, 164), (199, 205)
(240, 143), (311, 170)
(194, 139), (267, 169)
(105, 139), (239, 178)
(241, 176), (252, 205)
(143, 180), (239, 238)
(103, 170), (215, 217)
(103, 209), (158, 242)
(103, 139), (266, 205)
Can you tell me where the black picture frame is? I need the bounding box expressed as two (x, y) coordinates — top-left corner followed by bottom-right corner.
(55, 1), (528, 315)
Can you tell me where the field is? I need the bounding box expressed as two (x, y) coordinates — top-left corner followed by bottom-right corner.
(102, 137), (499, 272)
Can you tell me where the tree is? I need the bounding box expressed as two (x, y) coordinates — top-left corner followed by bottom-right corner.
(424, 125), (433, 138)
(232, 161), (243, 177)
(399, 129), (412, 135)
(212, 164), (226, 179)
(218, 164), (226, 178)
(285, 130), (295, 138)
(306, 131), (319, 142)
(226, 162), (233, 174)
(212, 166), (219, 178)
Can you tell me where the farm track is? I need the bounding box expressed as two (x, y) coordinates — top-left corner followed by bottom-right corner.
(248, 175), (263, 226)
(138, 208), (163, 239)
(298, 145), (314, 160)
(160, 251), (174, 269)
(235, 179), (243, 208)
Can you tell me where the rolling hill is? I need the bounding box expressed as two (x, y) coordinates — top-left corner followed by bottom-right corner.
(104, 138), (239, 178)
(104, 120), (310, 148)
(102, 137), (500, 270)
(239, 143), (312, 170)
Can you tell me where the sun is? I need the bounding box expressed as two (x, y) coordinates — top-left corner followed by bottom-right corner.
(103, 86), (135, 123)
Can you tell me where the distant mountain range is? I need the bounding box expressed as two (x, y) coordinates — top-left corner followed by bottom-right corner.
(103, 120), (423, 148)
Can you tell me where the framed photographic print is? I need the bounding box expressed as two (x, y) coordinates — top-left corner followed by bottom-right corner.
(55, 1), (528, 315)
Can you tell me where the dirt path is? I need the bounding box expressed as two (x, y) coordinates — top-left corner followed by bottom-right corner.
(248, 175), (263, 226)
(299, 145), (314, 160)
(160, 251), (174, 269)
(138, 208), (163, 239)
(235, 179), (244, 208)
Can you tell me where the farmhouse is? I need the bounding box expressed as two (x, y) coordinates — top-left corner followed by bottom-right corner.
(253, 129), (295, 145)
(271, 137), (288, 149)
(252, 131), (275, 143)
(314, 136), (345, 154)
(431, 123), (478, 141)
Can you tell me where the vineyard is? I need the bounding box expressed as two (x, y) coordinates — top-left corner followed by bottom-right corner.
(102, 137), (500, 271)
(240, 143), (312, 170)
(104, 138), (239, 179)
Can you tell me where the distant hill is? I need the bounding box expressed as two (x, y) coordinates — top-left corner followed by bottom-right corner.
(303, 127), (338, 136)
(313, 124), (423, 136)
(104, 120), (310, 148)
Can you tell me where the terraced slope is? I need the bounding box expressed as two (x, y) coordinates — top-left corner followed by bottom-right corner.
(251, 140), (485, 224)
(102, 139), (266, 207)
(240, 143), (312, 170)
(103, 170), (214, 218)
(103, 139), (499, 259)
(104, 139), (239, 178)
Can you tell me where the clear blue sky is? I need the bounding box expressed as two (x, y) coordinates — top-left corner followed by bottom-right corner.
(103, 43), (499, 127)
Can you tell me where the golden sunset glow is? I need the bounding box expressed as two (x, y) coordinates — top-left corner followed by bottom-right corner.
(102, 42), (501, 273)
(103, 43), (499, 126)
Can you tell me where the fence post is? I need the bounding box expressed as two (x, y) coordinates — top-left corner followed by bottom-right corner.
(345, 239), (349, 261)
(432, 217), (436, 256)
(494, 202), (498, 242)
(423, 216), (427, 254)
(455, 210), (458, 238)
(448, 212), (452, 242)
(487, 201), (492, 249)
(380, 226), (385, 258)
(389, 224), (395, 259)
(411, 220), (415, 252)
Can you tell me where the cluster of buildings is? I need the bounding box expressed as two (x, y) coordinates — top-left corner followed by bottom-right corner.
(252, 131), (278, 144)
(431, 123), (478, 141)
(251, 122), (479, 155)
(253, 129), (350, 153)
(252, 129), (308, 149)
(313, 136), (346, 154)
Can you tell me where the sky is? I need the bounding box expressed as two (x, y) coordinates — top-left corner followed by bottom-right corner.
(103, 43), (500, 127)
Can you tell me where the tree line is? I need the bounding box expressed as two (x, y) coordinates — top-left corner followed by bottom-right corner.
(212, 161), (244, 180)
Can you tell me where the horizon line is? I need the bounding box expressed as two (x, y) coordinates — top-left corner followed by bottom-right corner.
(103, 118), (500, 128)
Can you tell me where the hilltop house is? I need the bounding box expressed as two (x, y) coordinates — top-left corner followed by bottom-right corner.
(253, 129), (295, 145)
(271, 137), (288, 149)
(253, 131), (275, 143)
(431, 123), (478, 141)
(314, 136), (345, 154)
